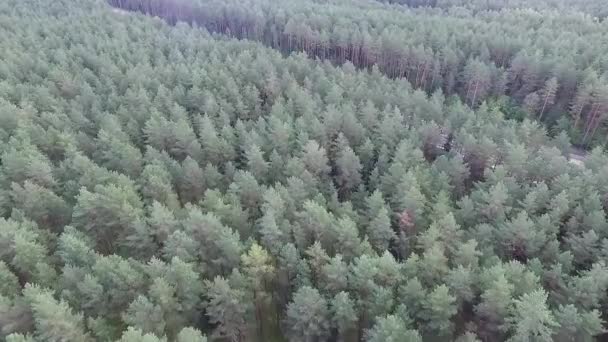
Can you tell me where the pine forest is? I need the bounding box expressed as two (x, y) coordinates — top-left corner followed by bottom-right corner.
(1, 0), (608, 341)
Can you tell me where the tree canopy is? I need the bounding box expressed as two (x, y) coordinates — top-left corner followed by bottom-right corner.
(0, 0), (607, 340)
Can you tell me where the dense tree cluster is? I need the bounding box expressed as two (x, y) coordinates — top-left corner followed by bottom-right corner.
(377, 0), (608, 18)
(108, 0), (608, 147)
(1, 0), (608, 341)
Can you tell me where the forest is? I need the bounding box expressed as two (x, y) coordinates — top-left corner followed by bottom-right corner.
(0, 0), (608, 341)
(374, 0), (608, 17)
(108, 0), (608, 147)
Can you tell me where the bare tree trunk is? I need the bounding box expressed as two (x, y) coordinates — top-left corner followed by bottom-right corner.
(471, 80), (480, 107)
(588, 112), (605, 147)
(582, 105), (600, 144)
(573, 104), (585, 130)
(539, 94), (550, 120)
(465, 82), (472, 105)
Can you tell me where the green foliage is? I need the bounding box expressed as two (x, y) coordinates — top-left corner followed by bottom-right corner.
(422, 284), (458, 336)
(0, 261), (20, 298)
(115, 327), (166, 342)
(23, 284), (92, 342)
(204, 276), (250, 341)
(0, 0), (607, 340)
(506, 290), (559, 342)
(331, 291), (357, 338)
(285, 286), (330, 342)
(176, 327), (207, 342)
(366, 314), (422, 342)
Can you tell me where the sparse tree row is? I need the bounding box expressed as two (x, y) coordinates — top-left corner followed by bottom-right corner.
(2, 0), (608, 341)
(107, 0), (608, 147)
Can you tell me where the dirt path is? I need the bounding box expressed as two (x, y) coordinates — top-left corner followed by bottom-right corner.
(568, 147), (587, 167)
(111, 7), (130, 16)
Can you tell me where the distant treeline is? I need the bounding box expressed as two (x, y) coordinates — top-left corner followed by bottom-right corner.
(376, 0), (608, 18)
(107, 0), (608, 147)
